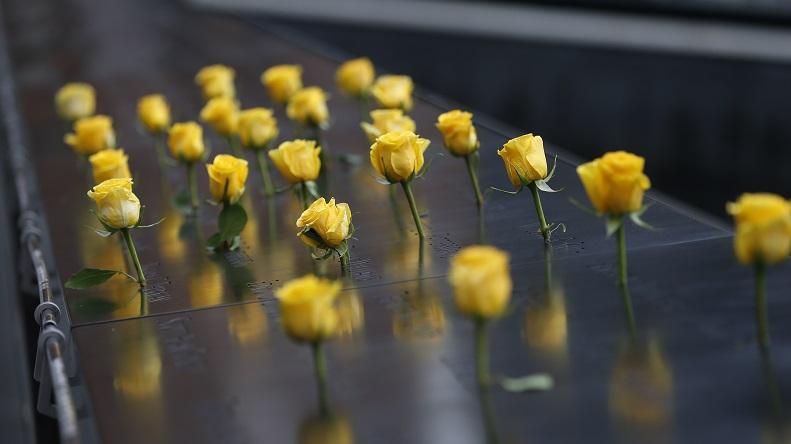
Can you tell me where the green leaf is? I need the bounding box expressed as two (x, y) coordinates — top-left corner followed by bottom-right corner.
(65, 268), (121, 289)
(606, 216), (624, 237)
(219, 204), (247, 242)
(206, 233), (222, 249)
(499, 374), (554, 392)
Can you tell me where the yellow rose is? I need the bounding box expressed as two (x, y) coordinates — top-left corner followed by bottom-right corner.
(369, 130), (430, 183)
(360, 109), (416, 143)
(269, 139), (322, 184)
(206, 154), (249, 204)
(87, 178), (141, 229)
(577, 151), (651, 215)
(371, 75), (413, 110)
(55, 82), (95, 121)
(194, 64), (236, 100)
(89, 148), (131, 184)
(261, 64), (303, 104)
(64, 115), (116, 155)
(497, 133), (547, 188)
(448, 245), (512, 319)
(296, 197), (352, 248)
(238, 108), (279, 149)
(200, 97), (239, 136)
(275, 275), (342, 342)
(336, 57), (375, 96)
(436, 110), (479, 156)
(727, 193), (791, 265)
(287, 87), (330, 127)
(168, 121), (205, 163)
(137, 94), (171, 133)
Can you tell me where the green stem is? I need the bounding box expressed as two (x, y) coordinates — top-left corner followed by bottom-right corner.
(121, 228), (146, 286)
(153, 132), (168, 169)
(616, 220), (628, 289)
(311, 341), (329, 416)
(340, 251), (351, 278)
(528, 182), (550, 242)
(255, 150), (275, 197)
(755, 261), (770, 349)
(225, 135), (242, 157)
(464, 154), (484, 208)
(474, 317), (489, 388)
(187, 163), (199, 210)
(477, 385), (500, 444)
(401, 181), (425, 238)
(299, 182), (309, 210)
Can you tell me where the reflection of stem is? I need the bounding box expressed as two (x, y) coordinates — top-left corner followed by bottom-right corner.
(225, 135), (242, 157)
(544, 243), (553, 294)
(418, 238), (426, 276)
(311, 341), (330, 416)
(755, 261), (770, 349)
(187, 163), (199, 209)
(760, 347), (784, 419)
(121, 228), (146, 286)
(255, 150), (275, 197)
(474, 318), (489, 388)
(401, 181), (425, 238)
(464, 154), (484, 208)
(528, 182), (550, 242)
(477, 385), (501, 444)
(267, 198), (276, 245)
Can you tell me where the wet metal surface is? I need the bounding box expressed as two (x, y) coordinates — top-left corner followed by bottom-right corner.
(5, 0), (790, 442)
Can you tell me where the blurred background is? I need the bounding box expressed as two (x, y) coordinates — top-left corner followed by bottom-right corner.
(195, 0), (791, 219)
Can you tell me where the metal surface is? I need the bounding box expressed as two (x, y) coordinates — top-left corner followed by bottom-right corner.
(5, 0), (791, 442)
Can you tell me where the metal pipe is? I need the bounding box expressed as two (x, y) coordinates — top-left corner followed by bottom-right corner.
(45, 336), (80, 444)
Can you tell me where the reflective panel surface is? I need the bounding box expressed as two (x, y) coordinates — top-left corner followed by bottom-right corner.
(7, 0), (791, 442)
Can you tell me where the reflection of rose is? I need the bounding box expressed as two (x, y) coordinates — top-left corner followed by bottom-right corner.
(335, 289), (365, 339)
(113, 325), (162, 400)
(227, 303), (267, 345)
(392, 282), (446, 343)
(523, 284), (567, 355)
(158, 206), (185, 264)
(609, 337), (673, 427)
(298, 413), (354, 444)
(189, 261), (223, 308)
(386, 237), (432, 279)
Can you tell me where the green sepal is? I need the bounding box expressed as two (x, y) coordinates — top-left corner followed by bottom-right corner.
(569, 198), (598, 216)
(489, 186), (521, 196)
(300, 228), (326, 249)
(304, 181), (320, 200)
(499, 373), (554, 393)
(219, 204), (247, 242)
(544, 155), (559, 182)
(334, 240), (349, 259)
(92, 227), (115, 237)
(135, 217), (165, 229)
(172, 190), (193, 213)
(311, 248), (334, 260)
(65, 268), (123, 289)
(337, 153), (363, 166)
(414, 153), (443, 181)
(534, 179), (561, 193)
(606, 215), (624, 237)
(630, 204), (655, 230)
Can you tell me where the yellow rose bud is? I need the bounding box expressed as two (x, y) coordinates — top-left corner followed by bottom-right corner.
(577, 150), (651, 215)
(449, 245), (512, 319)
(727, 193), (791, 265)
(369, 130), (430, 183)
(200, 97), (239, 136)
(371, 75), (413, 110)
(87, 178), (141, 229)
(261, 64), (303, 104)
(287, 87), (330, 127)
(194, 64), (236, 100)
(137, 94), (171, 133)
(335, 57), (375, 96)
(206, 154), (248, 204)
(296, 197), (352, 248)
(54, 82), (95, 121)
(360, 109), (416, 143)
(238, 108), (279, 149)
(88, 148), (131, 184)
(268, 139), (322, 184)
(275, 275), (342, 342)
(64, 115), (116, 155)
(436, 110), (479, 156)
(168, 122), (205, 163)
(497, 133), (547, 188)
